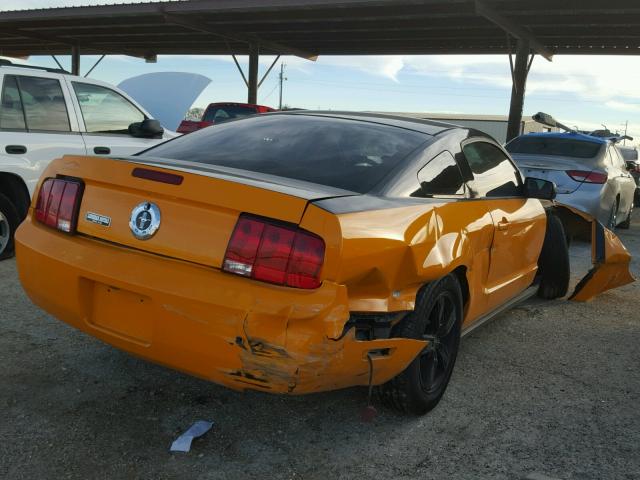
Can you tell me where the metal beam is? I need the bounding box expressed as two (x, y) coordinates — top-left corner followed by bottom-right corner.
(163, 13), (318, 60)
(231, 54), (249, 87)
(248, 44), (259, 104)
(84, 54), (106, 77)
(506, 38), (530, 142)
(475, 0), (554, 61)
(258, 54), (281, 88)
(51, 55), (66, 72)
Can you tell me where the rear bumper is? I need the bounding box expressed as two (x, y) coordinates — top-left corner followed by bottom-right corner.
(15, 217), (425, 394)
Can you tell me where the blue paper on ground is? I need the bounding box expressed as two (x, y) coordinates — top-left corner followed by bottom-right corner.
(170, 420), (214, 453)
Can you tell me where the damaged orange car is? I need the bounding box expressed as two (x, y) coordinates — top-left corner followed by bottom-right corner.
(15, 112), (634, 415)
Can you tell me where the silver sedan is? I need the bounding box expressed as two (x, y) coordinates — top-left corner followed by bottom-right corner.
(506, 132), (636, 229)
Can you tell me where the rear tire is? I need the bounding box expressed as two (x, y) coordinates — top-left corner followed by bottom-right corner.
(607, 200), (619, 230)
(0, 193), (20, 260)
(619, 202), (633, 229)
(377, 274), (462, 415)
(537, 214), (570, 300)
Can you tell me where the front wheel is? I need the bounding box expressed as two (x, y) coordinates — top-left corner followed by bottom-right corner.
(537, 214), (570, 299)
(377, 274), (462, 415)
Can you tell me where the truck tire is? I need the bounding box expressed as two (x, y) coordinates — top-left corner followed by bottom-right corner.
(377, 274), (462, 415)
(537, 213), (570, 299)
(0, 193), (20, 260)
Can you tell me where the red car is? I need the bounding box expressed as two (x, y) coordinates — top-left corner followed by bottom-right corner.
(177, 102), (276, 133)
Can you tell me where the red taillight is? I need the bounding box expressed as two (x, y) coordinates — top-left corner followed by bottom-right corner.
(35, 178), (83, 233)
(223, 214), (325, 289)
(566, 170), (608, 184)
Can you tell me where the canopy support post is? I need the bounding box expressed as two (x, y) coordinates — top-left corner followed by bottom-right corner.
(506, 38), (530, 143)
(248, 44), (259, 104)
(71, 45), (80, 75)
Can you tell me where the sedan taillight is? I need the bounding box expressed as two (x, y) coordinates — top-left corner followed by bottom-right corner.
(566, 170), (608, 184)
(35, 177), (83, 233)
(223, 214), (325, 289)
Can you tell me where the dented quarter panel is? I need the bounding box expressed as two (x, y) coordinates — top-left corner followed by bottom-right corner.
(317, 197), (545, 328)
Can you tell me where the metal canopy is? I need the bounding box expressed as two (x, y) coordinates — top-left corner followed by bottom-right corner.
(1, 0), (639, 139)
(0, 0), (639, 59)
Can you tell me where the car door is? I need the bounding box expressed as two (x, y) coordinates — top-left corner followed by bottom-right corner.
(460, 139), (547, 311)
(0, 72), (87, 196)
(66, 80), (165, 157)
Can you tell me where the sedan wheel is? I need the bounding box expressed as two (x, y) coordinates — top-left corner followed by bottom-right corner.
(607, 201), (618, 230)
(419, 292), (459, 395)
(619, 202), (633, 229)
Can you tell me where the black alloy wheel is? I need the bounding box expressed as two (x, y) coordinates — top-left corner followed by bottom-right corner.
(419, 290), (459, 395)
(378, 274), (462, 415)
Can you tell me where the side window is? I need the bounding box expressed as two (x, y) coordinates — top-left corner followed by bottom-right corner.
(0, 76), (26, 130)
(462, 141), (522, 197)
(73, 82), (144, 134)
(6, 76), (71, 132)
(412, 151), (465, 197)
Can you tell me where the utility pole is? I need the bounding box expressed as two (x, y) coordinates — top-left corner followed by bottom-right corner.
(623, 120), (628, 145)
(278, 63), (287, 110)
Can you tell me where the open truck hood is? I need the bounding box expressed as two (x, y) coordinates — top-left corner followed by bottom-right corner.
(118, 72), (211, 132)
(554, 203), (635, 301)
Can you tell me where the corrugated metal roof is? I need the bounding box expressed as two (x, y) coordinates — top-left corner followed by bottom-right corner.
(0, 0), (639, 58)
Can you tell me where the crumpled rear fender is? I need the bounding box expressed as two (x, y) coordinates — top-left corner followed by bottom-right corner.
(553, 204), (635, 301)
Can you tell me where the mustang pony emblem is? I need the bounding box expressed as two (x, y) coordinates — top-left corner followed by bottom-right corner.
(129, 202), (161, 240)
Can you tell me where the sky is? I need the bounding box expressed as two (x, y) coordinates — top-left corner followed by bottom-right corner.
(2, 0), (640, 144)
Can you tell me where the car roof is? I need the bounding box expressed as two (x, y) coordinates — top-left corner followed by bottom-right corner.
(518, 131), (610, 145)
(268, 110), (458, 136)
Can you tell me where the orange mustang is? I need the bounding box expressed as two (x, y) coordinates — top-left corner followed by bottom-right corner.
(15, 112), (633, 414)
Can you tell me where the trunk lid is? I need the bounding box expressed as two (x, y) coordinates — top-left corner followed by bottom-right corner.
(511, 153), (596, 194)
(52, 155), (354, 268)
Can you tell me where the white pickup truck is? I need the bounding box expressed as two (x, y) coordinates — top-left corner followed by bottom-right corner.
(0, 61), (175, 259)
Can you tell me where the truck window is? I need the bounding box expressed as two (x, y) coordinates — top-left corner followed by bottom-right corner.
(73, 82), (145, 134)
(0, 75), (26, 130)
(4, 75), (71, 132)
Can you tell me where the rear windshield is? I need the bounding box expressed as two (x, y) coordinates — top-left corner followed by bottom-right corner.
(140, 115), (428, 193)
(506, 136), (602, 158)
(203, 105), (257, 123)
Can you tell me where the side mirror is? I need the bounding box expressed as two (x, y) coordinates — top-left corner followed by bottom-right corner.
(524, 177), (556, 200)
(129, 119), (164, 139)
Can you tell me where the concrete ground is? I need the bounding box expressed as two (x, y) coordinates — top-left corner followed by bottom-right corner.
(1, 220), (638, 480)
